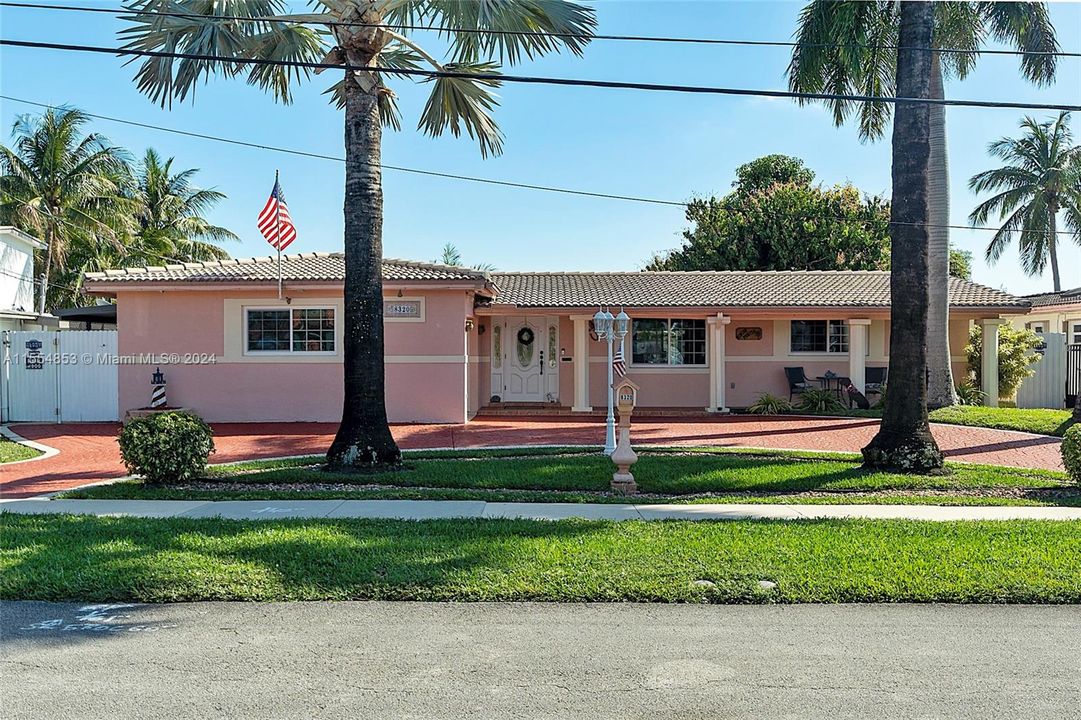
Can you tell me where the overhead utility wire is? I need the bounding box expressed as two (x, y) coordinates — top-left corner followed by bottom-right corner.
(1, 1), (1078, 58)
(5, 95), (1076, 238)
(1, 95), (684, 208)
(3, 39), (1080, 113)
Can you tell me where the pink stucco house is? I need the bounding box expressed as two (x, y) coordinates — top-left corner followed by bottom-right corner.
(83, 253), (1030, 423)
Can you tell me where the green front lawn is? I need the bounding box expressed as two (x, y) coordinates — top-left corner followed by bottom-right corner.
(0, 437), (41, 464)
(60, 447), (1079, 507)
(3, 513), (1079, 603)
(928, 406), (1075, 437)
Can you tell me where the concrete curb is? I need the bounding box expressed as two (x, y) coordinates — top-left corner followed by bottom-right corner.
(2, 498), (1080, 522)
(0, 425), (59, 465)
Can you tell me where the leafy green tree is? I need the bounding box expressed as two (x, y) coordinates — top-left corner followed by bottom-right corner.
(119, 0), (596, 467)
(969, 111), (1081, 292)
(948, 248), (973, 279)
(789, 0), (1059, 409)
(0, 107), (135, 312)
(965, 324), (1042, 400)
(860, 2), (944, 473)
(648, 156), (890, 272)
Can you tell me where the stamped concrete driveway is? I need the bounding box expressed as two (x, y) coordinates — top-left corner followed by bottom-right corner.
(1, 415), (1064, 498)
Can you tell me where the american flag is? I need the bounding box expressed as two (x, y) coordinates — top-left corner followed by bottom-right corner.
(257, 173), (297, 251)
(613, 349), (627, 378)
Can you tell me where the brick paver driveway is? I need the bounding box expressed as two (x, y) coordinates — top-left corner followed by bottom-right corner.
(1, 416), (1064, 498)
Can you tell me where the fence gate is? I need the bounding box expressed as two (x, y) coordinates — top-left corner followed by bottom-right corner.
(1016, 333), (1066, 409)
(2, 330), (119, 422)
(1069, 343), (1081, 409)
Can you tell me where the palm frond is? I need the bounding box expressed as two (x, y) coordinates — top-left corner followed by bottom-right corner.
(418, 61), (504, 158)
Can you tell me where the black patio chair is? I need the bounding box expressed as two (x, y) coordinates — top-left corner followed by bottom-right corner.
(865, 367), (887, 398)
(784, 367), (814, 402)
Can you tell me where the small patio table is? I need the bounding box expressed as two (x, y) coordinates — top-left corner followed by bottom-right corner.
(816, 374), (849, 406)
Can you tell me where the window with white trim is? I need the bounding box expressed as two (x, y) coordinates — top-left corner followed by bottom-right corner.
(631, 319), (706, 366)
(1072, 321), (1081, 345)
(791, 320), (849, 353)
(246, 307), (335, 353)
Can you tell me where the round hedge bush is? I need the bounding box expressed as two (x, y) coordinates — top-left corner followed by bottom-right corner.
(1063, 425), (1081, 485)
(118, 411), (215, 484)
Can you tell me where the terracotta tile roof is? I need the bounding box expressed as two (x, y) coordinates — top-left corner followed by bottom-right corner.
(83, 252), (491, 284)
(84, 255), (1027, 310)
(488, 270), (1028, 310)
(1021, 287), (1081, 308)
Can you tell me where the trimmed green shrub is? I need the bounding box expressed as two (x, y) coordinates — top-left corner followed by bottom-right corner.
(748, 392), (792, 415)
(118, 411), (215, 484)
(1063, 425), (1081, 485)
(796, 388), (846, 414)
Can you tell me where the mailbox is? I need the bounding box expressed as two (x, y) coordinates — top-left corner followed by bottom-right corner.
(610, 377), (641, 495)
(614, 378), (640, 417)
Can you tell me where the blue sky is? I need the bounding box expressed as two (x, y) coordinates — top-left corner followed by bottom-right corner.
(1, 1), (1079, 295)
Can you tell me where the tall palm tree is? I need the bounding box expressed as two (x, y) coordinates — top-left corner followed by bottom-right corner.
(0, 107), (135, 312)
(119, 0), (594, 468)
(788, 1), (1059, 409)
(969, 112), (1081, 292)
(862, 1), (944, 473)
(129, 147), (238, 264)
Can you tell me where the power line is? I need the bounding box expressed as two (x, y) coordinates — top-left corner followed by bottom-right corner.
(3, 38), (1080, 113)
(1, 95), (684, 207)
(1, 1), (1078, 58)
(4, 95), (1076, 237)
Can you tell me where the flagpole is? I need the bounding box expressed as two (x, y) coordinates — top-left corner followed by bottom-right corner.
(275, 169), (282, 300)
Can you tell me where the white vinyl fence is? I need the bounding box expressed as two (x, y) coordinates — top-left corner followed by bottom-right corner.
(1, 330), (119, 422)
(1015, 332), (1066, 410)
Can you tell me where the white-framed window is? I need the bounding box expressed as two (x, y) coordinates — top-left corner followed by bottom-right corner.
(1071, 322), (1081, 345)
(631, 319), (706, 366)
(1027, 322), (1046, 333)
(791, 320), (849, 353)
(246, 307), (335, 354)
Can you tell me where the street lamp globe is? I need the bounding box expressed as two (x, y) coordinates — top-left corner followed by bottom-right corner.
(594, 308), (613, 338)
(614, 309), (630, 339)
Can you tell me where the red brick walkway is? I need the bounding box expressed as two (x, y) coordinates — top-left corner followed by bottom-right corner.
(1, 416), (1064, 499)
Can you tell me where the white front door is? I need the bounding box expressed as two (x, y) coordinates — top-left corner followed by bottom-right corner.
(494, 316), (558, 402)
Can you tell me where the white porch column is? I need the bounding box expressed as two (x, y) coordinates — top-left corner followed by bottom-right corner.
(706, 313), (732, 412)
(980, 318), (1006, 407)
(848, 319), (871, 393)
(571, 314), (592, 412)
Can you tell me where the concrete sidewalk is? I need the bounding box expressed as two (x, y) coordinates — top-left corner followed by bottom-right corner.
(3, 497), (1080, 522)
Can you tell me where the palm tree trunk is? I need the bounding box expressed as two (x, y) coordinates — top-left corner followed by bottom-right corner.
(1048, 202), (1061, 292)
(925, 51), (957, 409)
(862, 0), (944, 473)
(327, 63), (402, 468)
(38, 225), (54, 314)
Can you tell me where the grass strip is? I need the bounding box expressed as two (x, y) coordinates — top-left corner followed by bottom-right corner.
(3, 513), (1079, 603)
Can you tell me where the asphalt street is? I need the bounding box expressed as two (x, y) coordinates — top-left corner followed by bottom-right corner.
(1, 601), (1078, 719)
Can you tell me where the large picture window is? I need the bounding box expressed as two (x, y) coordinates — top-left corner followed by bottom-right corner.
(247, 307), (335, 354)
(631, 318), (706, 366)
(791, 320), (848, 353)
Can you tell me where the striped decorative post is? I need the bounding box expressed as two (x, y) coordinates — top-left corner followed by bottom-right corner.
(150, 367), (167, 409)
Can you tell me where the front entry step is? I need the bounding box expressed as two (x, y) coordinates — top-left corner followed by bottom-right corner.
(477, 405), (717, 418)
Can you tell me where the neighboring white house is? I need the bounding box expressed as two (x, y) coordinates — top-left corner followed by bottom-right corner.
(0, 226), (54, 331)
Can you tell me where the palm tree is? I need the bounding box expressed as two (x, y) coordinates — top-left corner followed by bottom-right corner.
(969, 112), (1081, 292)
(788, 1), (1059, 409)
(437, 241), (495, 271)
(119, 0), (594, 467)
(0, 107), (135, 312)
(861, 1), (944, 473)
(129, 147), (238, 264)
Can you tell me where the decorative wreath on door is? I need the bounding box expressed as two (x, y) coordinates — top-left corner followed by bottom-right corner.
(517, 327), (535, 346)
